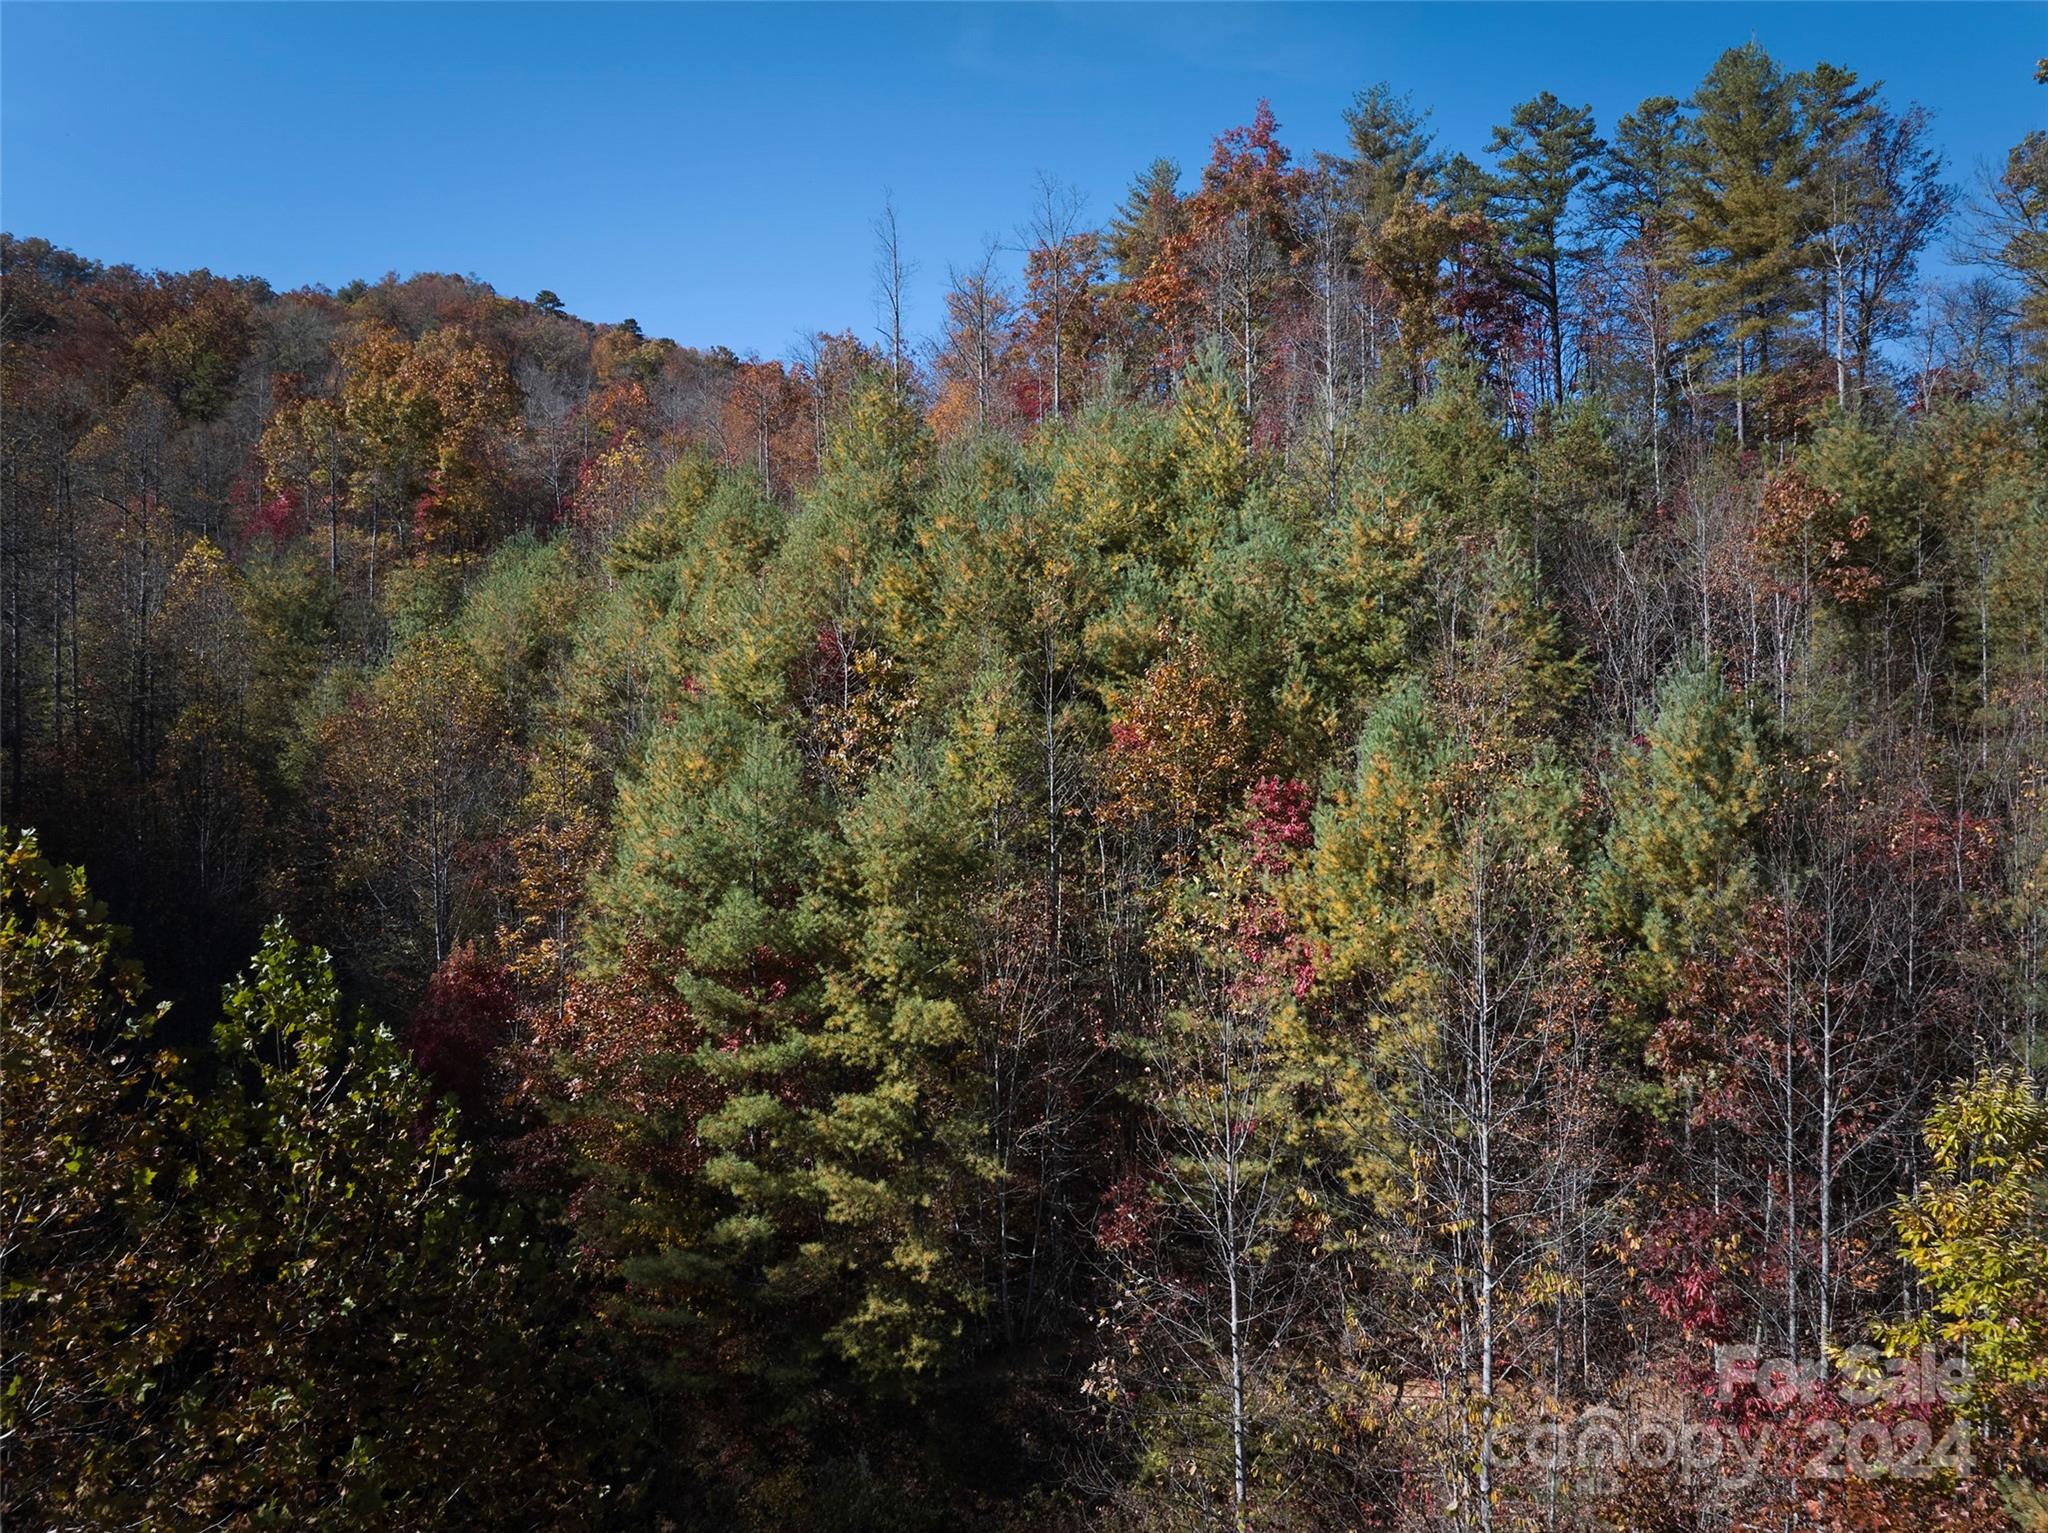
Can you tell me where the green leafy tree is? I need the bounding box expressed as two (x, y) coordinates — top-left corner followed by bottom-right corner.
(0, 832), (184, 1526)
(1889, 1067), (2048, 1392)
(177, 922), (577, 1526)
(1887, 1068), (2048, 1526)
(315, 633), (510, 976)
(2, 837), (580, 1528)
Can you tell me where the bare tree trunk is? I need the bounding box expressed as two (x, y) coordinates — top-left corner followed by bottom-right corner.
(874, 194), (915, 401)
(1025, 175), (1084, 421)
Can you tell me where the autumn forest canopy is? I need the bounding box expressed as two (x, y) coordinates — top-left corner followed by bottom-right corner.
(5, 36), (2048, 1532)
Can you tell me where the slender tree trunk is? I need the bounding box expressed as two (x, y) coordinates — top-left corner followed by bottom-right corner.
(1473, 847), (1496, 1533)
(1547, 251), (1565, 407)
(1783, 901), (1799, 1364)
(1225, 1102), (1247, 1533)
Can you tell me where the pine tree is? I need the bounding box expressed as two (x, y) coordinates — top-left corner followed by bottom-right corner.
(1488, 91), (1605, 406)
(1108, 157), (1187, 285)
(1337, 81), (1440, 239)
(1671, 43), (1812, 443)
(799, 740), (995, 1385)
(1589, 660), (1768, 1051)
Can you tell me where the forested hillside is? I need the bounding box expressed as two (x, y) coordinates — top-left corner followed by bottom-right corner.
(5, 41), (2047, 1532)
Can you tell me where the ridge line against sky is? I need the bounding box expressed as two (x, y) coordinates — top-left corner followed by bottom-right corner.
(2, 1), (2041, 357)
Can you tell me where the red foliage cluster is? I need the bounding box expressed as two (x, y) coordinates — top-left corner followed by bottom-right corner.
(1245, 775), (1313, 872)
(1095, 1169), (1165, 1258)
(1631, 1206), (1742, 1344)
(1227, 777), (1321, 1001)
(408, 940), (519, 1105)
(250, 489), (298, 546)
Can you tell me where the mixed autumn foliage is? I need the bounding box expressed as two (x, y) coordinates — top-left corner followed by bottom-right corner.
(4, 42), (2048, 1532)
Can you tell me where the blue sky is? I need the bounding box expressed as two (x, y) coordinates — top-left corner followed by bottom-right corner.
(2, 3), (2040, 358)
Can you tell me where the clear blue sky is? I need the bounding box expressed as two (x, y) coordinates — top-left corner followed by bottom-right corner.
(3, 3), (2041, 358)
